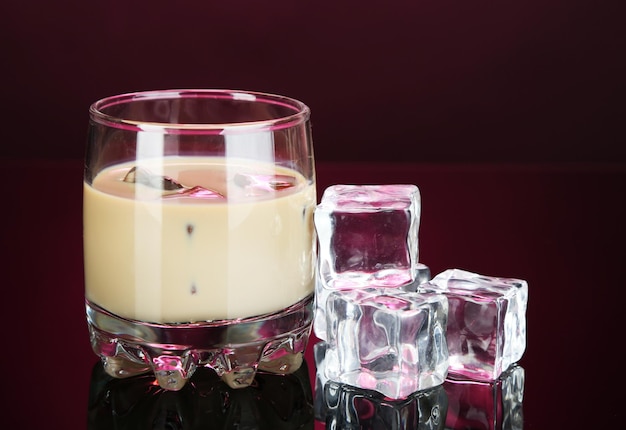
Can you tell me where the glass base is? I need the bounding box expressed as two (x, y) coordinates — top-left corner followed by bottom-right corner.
(86, 294), (313, 391)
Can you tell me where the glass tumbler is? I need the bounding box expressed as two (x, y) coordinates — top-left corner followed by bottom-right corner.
(84, 89), (317, 390)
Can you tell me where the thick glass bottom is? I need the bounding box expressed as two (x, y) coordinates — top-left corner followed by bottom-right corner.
(86, 294), (314, 391)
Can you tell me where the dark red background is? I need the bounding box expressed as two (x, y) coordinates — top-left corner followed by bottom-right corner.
(3, 1), (625, 428)
(3, 1), (624, 163)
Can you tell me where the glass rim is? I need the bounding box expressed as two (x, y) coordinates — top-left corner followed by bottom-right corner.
(89, 89), (310, 133)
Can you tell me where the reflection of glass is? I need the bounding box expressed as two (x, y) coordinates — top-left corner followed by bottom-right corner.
(84, 90), (316, 391)
(87, 359), (314, 429)
(443, 364), (525, 430)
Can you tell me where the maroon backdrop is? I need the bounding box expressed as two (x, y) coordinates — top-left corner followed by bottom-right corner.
(3, 2), (625, 426)
(3, 1), (625, 163)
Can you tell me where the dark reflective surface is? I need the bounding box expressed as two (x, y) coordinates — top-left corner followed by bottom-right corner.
(5, 160), (625, 429)
(88, 361), (314, 430)
(87, 357), (524, 430)
(444, 364), (524, 430)
(315, 380), (448, 430)
(312, 363), (524, 430)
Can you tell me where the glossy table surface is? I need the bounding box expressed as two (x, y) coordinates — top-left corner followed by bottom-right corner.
(4, 158), (625, 429)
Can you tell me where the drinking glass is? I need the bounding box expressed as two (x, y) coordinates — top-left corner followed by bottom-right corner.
(84, 89), (317, 390)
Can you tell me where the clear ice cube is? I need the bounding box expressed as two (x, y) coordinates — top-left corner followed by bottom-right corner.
(322, 288), (448, 399)
(122, 166), (225, 200)
(315, 341), (448, 429)
(315, 184), (421, 288)
(418, 269), (528, 381)
(401, 262), (433, 293)
(313, 184), (422, 341)
(123, 166), (183, 191)
(234, 172), (296, 196)
(444, 363), (525, 430)
(314, 262), (432, 341)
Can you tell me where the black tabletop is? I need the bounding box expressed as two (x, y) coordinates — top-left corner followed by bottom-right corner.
(4, 159), (624, 429)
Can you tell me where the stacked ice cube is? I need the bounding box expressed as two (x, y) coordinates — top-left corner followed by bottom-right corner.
(314, 185), (448, 400)
(313, 184), (528, 408)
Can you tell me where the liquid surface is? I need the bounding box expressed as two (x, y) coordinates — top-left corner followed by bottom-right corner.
(84, 156), (316, 323)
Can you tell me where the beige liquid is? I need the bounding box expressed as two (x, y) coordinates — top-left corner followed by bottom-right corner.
(83, 156), (316, 323)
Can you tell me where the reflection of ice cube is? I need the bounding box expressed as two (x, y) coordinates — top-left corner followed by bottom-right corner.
(419, 269), (528, 381)
(444, 364), (525, 430)
(315, 184), (421, 289)
(323, 289), (448, 399)
(315, 340), (448, 429)
(313, 341), (331, 421)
